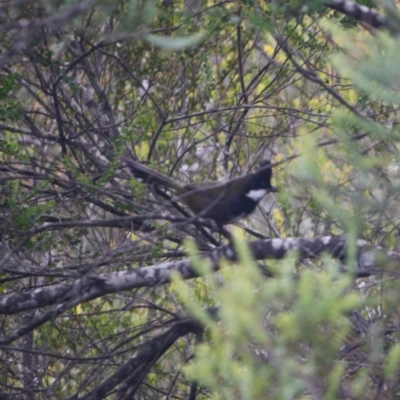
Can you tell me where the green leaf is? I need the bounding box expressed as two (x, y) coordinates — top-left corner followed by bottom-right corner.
(146, 31), (207, 50)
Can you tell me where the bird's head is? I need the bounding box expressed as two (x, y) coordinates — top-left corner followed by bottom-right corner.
(253, 160), (278, 192)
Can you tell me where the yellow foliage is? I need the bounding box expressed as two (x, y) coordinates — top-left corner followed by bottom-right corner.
(135, 141), (150, 159)
(263, 35), (287, 64)
(272, 208), (285, 235)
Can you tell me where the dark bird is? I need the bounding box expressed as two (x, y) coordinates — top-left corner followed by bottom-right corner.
(123, 158), (277, 226)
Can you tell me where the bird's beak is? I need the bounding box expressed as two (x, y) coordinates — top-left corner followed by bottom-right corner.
(269, 186), (278, 193)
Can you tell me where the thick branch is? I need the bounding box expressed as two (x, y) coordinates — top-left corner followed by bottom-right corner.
(0, 236), (398, 319)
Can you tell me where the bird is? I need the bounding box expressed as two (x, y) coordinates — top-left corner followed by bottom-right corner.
(122, 158), (277, 226)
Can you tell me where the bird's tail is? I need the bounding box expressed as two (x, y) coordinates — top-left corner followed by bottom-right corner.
(122, 158), (183, 191)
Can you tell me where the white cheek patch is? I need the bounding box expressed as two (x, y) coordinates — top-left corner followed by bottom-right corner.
(246, 189), (267, 201)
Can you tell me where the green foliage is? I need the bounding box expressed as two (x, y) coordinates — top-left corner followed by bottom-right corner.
(333, 35), (400, 105)
(173, 235), (362, 398)
(0, 73), (21, 122)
